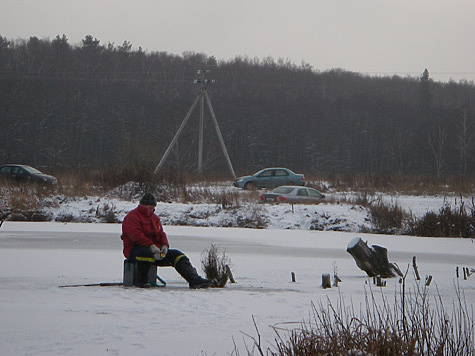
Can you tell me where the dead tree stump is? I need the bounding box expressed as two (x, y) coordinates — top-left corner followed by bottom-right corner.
(322, 273), (331, 289)
(347, 237), (403, 278)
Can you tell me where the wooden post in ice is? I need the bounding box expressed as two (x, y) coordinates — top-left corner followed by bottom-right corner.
(412, 256), (421, 280)
(225, 265), (235, 283)
(346, 237), (403, 278)
(322, 273), (331, 289)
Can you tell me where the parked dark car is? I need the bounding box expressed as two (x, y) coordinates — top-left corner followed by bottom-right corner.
(260, 186), (325, 203)
(0, 164), (57, 185)
(233, 167), (305, 190)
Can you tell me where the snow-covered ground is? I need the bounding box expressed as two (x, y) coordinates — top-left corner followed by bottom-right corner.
(1, 187), (474, 355)
(0, 220), (474, 355)
(32, 185), (471, 233)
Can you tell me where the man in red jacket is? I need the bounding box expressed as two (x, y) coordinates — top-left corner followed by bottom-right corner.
(121, 192), (213, 288)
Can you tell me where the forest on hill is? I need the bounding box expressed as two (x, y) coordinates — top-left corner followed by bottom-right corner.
(1, 35), (475, 178)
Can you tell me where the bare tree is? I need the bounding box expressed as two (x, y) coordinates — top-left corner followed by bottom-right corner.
(457, 109), (473, 174)
(428, 125), (447, 178)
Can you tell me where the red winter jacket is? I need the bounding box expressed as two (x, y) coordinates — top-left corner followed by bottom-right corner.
(121, 205), (169, 259)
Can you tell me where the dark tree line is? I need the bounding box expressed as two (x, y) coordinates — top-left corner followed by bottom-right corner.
(1, 35), (475, 177)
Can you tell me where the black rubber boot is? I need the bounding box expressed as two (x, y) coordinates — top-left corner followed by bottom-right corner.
(175, 256), (213, 289)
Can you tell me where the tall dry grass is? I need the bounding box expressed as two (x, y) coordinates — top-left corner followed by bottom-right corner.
(407, 197), (475, 238)
(306, 172), (475, 195)
(238, 282), (474, 356)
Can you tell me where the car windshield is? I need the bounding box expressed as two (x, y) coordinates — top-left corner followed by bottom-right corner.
(272, 186), (295, 194)
(22, 165), (42, 174)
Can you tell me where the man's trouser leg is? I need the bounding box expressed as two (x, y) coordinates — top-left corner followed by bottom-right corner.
(161, 249), (212, 289)
(130, 246), (211, 289)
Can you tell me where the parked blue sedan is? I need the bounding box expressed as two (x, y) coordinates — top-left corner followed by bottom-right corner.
(233, 167), (305, 190)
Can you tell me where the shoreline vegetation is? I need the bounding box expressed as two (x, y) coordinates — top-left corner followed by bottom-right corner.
(2, 170), (474, 238)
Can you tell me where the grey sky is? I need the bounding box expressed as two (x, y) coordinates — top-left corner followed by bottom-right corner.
(1, 0), (474, 83)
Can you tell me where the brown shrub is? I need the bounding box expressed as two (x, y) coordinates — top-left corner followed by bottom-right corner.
(408, 200), (475, 238)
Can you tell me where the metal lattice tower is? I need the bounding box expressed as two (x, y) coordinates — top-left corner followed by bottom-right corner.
(153, 70), (236, 179)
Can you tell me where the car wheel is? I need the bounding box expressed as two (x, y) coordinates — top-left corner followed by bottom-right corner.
(287, 181), (295, 186)
(244, 182), (256, 190)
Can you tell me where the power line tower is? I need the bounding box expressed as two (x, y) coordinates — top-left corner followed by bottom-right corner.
(153, 70), (236, 179)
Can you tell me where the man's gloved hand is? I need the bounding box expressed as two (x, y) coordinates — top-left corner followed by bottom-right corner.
(150, 245), (161, 260)
(159, 245), (168, 258)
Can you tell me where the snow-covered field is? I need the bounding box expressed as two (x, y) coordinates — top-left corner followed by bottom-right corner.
(1, 218), (474, 355)
(34, 185), (470, 232)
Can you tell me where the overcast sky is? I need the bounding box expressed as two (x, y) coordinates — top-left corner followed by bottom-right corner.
(1, 0), (474, 83)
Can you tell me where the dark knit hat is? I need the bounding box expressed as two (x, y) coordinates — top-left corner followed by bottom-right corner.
(139, 192), (157, 206)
